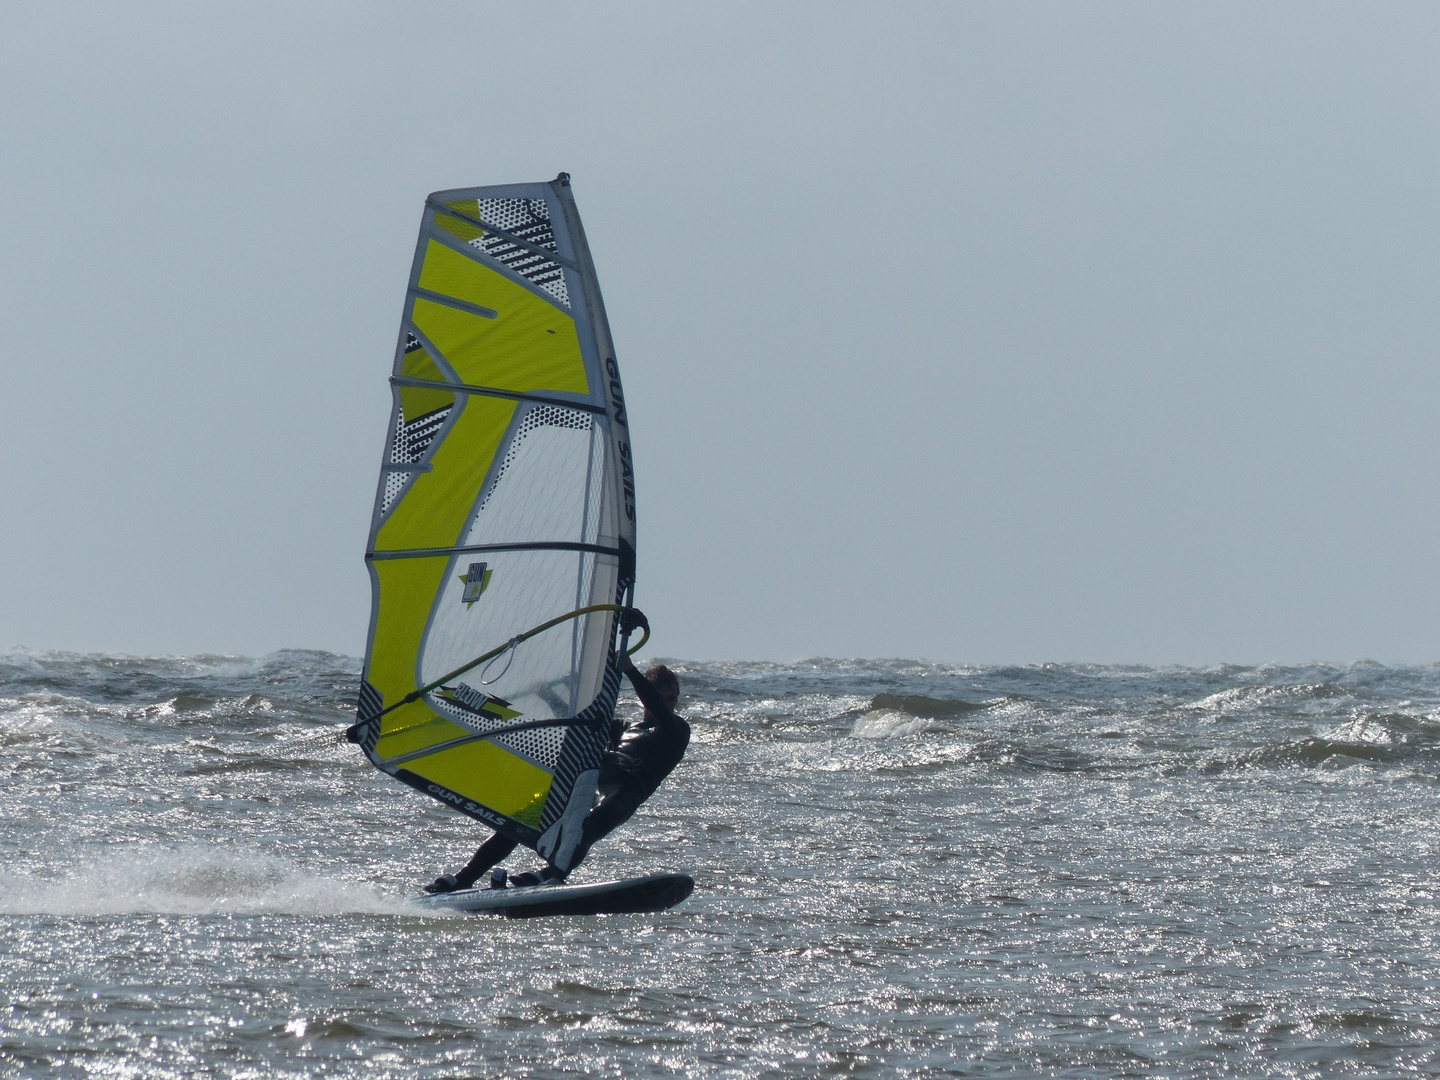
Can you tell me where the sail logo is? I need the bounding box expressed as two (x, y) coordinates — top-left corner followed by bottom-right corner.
(618, 440), (635, 521)
(603, 357), (634, 521)
(459, 562), (493, 608)
(425, 782), (509, 828)
(604, 356), (628, 429)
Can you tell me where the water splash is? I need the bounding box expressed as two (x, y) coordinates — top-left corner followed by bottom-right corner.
(0, 845), (412, 917)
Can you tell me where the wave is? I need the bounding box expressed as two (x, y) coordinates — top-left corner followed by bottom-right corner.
(1186, 682), (1357, 716)
(867, 693), (985, 719)
(1178, 709), (1440, 776)
(0, 648), (360, 707)
(850, 709), (944, 740)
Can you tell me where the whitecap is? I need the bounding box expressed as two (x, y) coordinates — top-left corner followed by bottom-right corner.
(850, 708), (939, 740)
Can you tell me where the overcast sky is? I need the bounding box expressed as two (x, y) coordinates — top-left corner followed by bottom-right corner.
(2, 2), (1438, 664)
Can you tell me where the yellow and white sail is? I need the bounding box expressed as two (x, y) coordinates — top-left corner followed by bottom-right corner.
(350, 175), (636, 870)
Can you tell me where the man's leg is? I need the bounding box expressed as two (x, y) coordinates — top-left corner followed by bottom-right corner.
(455, 832), (519, 888)
(557, 780), (648, 877)
(426, 831), (518, 891)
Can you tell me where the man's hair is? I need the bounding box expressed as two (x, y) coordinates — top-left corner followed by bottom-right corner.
(644, 664), (680, 700)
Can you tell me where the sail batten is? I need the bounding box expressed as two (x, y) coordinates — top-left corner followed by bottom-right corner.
(354, 176), (635, 867)
(368, 541), (623, 560)
(409, 288), (499, 320)
(389, 375), (607, 414)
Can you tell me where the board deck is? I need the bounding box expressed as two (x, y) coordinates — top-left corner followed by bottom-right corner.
(413, 873), (695, 918)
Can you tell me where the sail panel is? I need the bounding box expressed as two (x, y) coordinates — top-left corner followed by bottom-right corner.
(434, 196), (572, 306)
(410, 296), (588, 396)
(356, 176), (635, 867)
(374, 394), (516, 552)
(421, 547), (619, 723)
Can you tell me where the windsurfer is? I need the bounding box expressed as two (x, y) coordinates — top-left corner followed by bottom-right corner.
(426, 615), (690, 893)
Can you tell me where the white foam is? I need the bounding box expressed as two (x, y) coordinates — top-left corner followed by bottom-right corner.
(850, 708), (939, 740)
(0, 844), (422, 917)
(1325, 714), (1395, 745)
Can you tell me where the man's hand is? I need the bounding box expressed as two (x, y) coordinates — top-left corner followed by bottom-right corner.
(620, 607), (649, 636)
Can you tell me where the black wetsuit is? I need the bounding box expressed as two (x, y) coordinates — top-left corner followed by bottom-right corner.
(451, 665), (690, 887)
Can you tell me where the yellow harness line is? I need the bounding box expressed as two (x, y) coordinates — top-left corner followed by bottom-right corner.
(361, 603), (649, 737)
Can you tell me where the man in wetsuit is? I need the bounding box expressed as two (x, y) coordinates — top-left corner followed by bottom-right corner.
(426, 619), (690, 893)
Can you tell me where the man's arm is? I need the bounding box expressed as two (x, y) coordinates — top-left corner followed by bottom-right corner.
(624, 658), (672, 717)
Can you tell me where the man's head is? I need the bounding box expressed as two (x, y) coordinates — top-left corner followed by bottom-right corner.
(645, 664), (680, 710)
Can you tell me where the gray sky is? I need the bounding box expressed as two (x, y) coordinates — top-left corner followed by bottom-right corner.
(2, 2), (1438, 664)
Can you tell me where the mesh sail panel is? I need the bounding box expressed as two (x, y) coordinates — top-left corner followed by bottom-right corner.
(437, 196), (570, 306)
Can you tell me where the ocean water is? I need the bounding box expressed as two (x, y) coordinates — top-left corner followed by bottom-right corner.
(2, 650), (1439, 1078)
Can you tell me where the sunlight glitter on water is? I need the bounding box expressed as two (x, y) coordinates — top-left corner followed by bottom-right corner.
(2, 651), (1440, 1076)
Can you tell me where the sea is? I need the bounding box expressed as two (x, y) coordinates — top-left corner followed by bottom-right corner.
(1, 650), (1438, 1078)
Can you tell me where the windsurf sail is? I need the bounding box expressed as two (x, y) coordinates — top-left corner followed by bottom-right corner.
(349, 175), (636, 872)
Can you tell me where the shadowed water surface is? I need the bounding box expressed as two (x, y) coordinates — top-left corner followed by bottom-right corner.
(2, 650), (1439, 1077)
